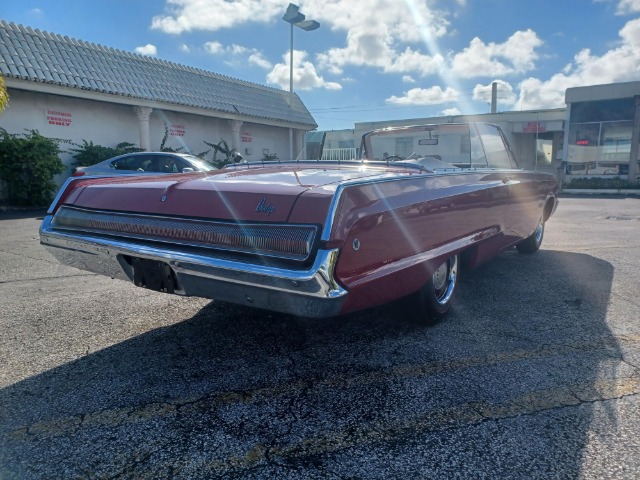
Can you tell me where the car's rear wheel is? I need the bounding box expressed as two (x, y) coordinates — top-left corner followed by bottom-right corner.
(406, 254), (459, 325)
(516, 220), (544, 254)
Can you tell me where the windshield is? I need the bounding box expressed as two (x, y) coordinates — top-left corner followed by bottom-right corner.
(363, 124), (478, 166)
(183, 155), (216, 171)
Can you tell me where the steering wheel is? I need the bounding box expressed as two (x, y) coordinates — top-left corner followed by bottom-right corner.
(384, 155), (405, 161)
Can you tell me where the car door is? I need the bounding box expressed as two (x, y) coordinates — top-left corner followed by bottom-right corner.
(475, 123), (542, 243)
(470, 123), (516, 248)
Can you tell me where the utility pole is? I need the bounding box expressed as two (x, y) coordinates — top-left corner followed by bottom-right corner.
(490, 82), (497, 114)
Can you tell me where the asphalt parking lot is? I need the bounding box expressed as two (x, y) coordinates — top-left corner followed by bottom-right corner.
(1, 196), (640, 479)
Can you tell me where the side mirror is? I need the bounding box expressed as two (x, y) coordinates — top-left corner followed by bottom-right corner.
(181, 167), (195, 173)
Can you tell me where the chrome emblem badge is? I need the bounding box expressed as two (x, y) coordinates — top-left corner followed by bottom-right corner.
(161, 195), (167, 202)
(255, 197), (275, 215)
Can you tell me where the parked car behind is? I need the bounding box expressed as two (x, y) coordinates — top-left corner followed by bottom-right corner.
(73, 152), (216, 176)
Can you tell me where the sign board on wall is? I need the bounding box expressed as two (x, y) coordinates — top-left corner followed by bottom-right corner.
(241, 131), (252, 142)
(170, 124), (185, 137)
(523, 122), (546, 133)
(511, 120), (563, 134)
(46, 109), (72, 127)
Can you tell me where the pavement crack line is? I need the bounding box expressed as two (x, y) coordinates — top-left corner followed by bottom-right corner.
(192, 376), (640, 476)
(0, 272), (96, 285)
(7, 335), (640, 445)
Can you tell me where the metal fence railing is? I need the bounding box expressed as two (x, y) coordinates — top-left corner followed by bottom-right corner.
(321, 148), (358, 161)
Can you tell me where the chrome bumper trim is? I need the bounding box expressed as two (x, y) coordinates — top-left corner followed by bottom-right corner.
(40, 215), (347, 318)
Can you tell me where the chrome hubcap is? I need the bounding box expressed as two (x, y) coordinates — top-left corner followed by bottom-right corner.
(432, 263), (448, 290)
(534, 222), (544, 244)
(433, 255), (458, 305)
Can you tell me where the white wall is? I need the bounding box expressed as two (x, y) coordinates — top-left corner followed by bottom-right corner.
(0, 88), (297, 187)
(237, 122), (290, 161)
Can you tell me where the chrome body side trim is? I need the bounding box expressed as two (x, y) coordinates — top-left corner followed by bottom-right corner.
(40, 215), (347, 318)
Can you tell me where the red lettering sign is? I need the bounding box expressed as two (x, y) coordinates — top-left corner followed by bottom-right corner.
(46, 109), (72, 127)
(170, 124), (185, 137)
(523, 122), (545, 133)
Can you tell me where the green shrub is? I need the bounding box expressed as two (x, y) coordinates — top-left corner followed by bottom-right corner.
(202, 139), (242, 169)
(564, 177), (640, 190)
(70, 140), (142, 167)
(0, 76), (8, 112)
(0, 129), (65, 206)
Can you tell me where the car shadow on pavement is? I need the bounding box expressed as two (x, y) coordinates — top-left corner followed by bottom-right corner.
(0, 250), (625, 478)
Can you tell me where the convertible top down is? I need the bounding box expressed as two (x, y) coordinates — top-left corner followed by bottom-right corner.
(40, 123), (558, 321)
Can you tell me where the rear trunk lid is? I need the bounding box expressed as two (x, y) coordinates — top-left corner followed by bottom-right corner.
(67, 163), (415, 224)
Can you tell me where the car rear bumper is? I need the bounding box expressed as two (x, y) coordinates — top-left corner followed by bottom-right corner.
(39, 215), (347, 318)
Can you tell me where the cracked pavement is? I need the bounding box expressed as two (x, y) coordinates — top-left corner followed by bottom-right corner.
(1, 197), (640, 479)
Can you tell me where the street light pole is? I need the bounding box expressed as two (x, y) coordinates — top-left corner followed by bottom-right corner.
(282, 3), (319, 159)
(290, 21), (294, 93)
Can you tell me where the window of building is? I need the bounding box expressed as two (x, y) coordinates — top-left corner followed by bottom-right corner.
(567, 120), (634, 175)
(571, 99), (635, 123)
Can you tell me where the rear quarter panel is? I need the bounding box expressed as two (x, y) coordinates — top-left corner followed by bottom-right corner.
(325, 172), (516, 313)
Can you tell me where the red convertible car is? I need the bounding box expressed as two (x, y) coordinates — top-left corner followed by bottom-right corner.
(40, 123), (558, 322)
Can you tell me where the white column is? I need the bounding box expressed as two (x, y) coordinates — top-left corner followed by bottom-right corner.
(289, 128), (293, 160)
(229, 120), (243, 153)
(134, 106), (153, 151)
(293, 129), (305, 160)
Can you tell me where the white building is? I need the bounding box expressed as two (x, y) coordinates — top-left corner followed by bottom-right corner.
(0, 21), (317, 188)
(322, 81), (640, 185)
(563, 81), (640, 181)
(322, 109), (566, 174)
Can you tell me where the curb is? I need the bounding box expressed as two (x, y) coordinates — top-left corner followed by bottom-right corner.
(0, 207), (48, 219)
(561, 189), (640, 196)
(560, 188), (640, 195)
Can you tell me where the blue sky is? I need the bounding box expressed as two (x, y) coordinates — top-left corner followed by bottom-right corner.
(2, 0), (640, 130)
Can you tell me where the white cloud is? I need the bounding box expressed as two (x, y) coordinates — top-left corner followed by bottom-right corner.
(317, 30), (395, 75)
(403, 75), (416, 83)
(385, 48), (445, 76)
(517, 17), (640, 109)
(180, 44), (190, 53)
(450, 29), (543, 78)
(386, 86), (460, 105)
(303, 0), (449, 43)
(313, 0), (450, 77)
(152, 0), (452, 80)
(203, 41), (271, 69)
(135, 44), (158, 56)
(203, 41), (223, 54)
(441, 107), (462, 116)
(616, 0), (640, 14)
(229, 44), (247, 55)
(266, 50), (341, 91)
(313, 9), (538, 81)
(473, 80), (517, 106)
(151, 0), (283, 34)
(248, 52), (272, 70)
